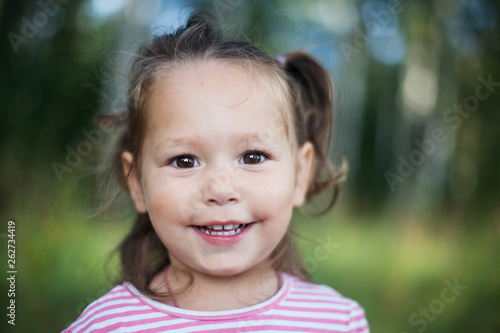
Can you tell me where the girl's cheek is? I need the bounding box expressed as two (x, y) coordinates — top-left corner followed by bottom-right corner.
(252, 172), (294, 211)
(261, 169), (295, 196)
(145, 177), (186, 215)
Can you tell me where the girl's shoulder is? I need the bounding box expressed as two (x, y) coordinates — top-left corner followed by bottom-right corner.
(281, 272), (369, 330)
(62, 283), (139, 333)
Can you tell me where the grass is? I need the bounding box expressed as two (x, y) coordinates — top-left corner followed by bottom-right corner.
(2, 191), (499, 332)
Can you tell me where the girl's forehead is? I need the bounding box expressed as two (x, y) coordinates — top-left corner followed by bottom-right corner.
(156, 60), (253, 94)
(150, 61), (283, 121)
(145, 59), (295, 150)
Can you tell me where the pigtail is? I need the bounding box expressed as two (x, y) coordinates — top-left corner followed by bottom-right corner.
(282, 52), (348, 214)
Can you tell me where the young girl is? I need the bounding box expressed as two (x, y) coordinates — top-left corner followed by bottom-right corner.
(64, 12), (369, 333)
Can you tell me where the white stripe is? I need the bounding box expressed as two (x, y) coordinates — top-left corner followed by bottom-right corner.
(73, 303), (149, 332)
(117, 318), (194, 332)
(74, 290), (135, 323)
(280, 300), (354, 311)
(348, 318), (369, 331)
(286, 292), (351, 303)
(270, 309), (352, 320)
(73, 297), (142, 329)
(84, 311), (185, 332)
(291, 286), (341, 296)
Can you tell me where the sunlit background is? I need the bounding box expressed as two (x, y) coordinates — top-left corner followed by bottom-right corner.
(1, 0), (499, 332)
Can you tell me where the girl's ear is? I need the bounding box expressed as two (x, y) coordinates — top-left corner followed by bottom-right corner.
(293, 141), (314, 207)
(121, 151), (148, 213)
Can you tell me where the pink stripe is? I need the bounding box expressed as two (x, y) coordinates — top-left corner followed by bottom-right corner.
(292, 281), (330, 288)
(78, 309), (156, 332)
(290, 290), (341, 297)
(91, 312), (179, 333)
(77, 287), (130, 318)
(88, 297), (144, 315)
(250, 314), (349, 325)
(129, 319), (225, 332)
(350, 313), (367, 322)
(290, 290), (340, 295)
(289, 291), (342, 299)
(203, 324), (343, 332)
(286, 297), (353, 306)
(74, 295), (139, 328)
(274, 304), (351, 315)
(349, 323), (370, 333)
(293, 284), (321, 290)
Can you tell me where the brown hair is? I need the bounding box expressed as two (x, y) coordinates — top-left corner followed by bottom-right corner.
(109, 12), (347, 300)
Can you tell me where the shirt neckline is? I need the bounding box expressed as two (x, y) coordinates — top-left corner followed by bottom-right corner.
(124, 270), (290, 320)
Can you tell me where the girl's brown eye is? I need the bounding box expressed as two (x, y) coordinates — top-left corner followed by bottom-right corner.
(172, 156), (199, 168)
(240, 152), (265, 164)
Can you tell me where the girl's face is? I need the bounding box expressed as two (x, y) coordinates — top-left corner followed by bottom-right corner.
(123, 61), (313, 277)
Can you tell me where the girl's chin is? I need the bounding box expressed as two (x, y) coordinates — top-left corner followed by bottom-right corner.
(195, 258), (274, 278)
(170, 254), (254, 277)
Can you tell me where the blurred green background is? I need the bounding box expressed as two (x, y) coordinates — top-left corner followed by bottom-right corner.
(1, 0), (499, 332)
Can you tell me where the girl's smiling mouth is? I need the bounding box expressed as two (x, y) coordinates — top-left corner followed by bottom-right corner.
(192, 221), (256, 245)
(197, 223), (249, 236)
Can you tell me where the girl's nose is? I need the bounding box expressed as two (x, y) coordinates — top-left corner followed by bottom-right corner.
(203, 172), (240, 206)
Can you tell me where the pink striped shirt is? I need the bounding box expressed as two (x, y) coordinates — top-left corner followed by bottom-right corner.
(63, 272), (369, 332)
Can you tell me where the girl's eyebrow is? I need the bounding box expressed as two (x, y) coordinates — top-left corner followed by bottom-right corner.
(153, 133), (269, 155)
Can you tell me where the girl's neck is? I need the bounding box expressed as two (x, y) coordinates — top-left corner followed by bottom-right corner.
(150, 264), (282, 311)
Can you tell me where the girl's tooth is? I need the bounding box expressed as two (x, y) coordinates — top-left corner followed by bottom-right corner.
(201, 224), (247, 236)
